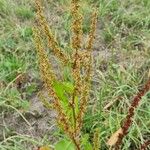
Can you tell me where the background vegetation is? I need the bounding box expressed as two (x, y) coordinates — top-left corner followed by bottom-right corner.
(0, 0), (150, 149)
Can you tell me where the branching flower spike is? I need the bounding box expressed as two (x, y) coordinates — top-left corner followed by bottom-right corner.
(115, 79), (150, 150)
(35, 0), (70, 65)
(33, 0), (98, 149)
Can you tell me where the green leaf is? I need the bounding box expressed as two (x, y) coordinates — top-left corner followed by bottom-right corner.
(52, 81), (75, 108)
(83, 142), (92, 150)
(55, 139), (75, 150)
(61, 82), (74, 93)
(53, 81), (68, 103)
(53, 81), (71, 117)
(52, 81), (77, 125)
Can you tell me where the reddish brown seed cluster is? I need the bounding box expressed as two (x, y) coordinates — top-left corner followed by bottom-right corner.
(140, 140), (150, 150)
(115, 79), (150, 149)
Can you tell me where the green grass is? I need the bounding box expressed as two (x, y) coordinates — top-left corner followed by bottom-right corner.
(15, 6), (34, 20)
(0, 134), (53, 150)
(0, 0), (150, 149)
(84, 61), (150, 149)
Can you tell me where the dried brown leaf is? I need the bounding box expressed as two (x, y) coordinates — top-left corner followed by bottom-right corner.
(38, 146), (51, 150)
(107, 128), (123, 146)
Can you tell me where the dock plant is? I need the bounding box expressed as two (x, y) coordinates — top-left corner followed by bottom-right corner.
(33, 0), (98, 149)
